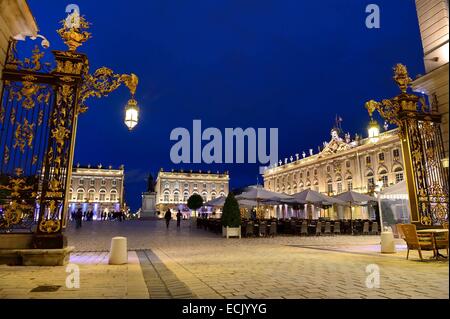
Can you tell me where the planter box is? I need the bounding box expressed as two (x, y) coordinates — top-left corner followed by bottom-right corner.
(222, 226), (241, 239)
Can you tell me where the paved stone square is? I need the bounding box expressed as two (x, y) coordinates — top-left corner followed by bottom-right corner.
(0, 220), (448, 299)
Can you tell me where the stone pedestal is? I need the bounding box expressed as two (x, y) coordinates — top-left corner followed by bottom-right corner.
(141, 191), (157, 219)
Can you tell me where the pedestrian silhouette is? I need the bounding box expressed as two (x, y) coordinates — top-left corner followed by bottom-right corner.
(176, 210), (182, 228)
(164, 209), (172, 229)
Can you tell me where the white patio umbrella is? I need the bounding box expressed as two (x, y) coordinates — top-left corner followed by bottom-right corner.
(204, 196), (227, 207)
(334, 190), (377, 234)
(236, 185), (297, 219)
(291, 189), (347, 206)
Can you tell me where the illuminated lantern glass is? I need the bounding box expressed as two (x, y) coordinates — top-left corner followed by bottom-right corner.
(124, 98), (139, 130)
(368, 118), (380, 142)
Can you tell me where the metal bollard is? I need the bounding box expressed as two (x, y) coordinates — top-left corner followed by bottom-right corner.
(108, 236), (128, 264)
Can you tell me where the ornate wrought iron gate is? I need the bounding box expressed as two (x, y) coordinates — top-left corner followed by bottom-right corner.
(0, 41), (87, 241)
(0, 15), (139, 247)
(366, 64), (449, 226)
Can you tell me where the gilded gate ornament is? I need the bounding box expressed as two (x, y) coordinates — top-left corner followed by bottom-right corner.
(365, 63), (449, 226)
(0, 13), (139, 235)
(13, 119), (35, 153)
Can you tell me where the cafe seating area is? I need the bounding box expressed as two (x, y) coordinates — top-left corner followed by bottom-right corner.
(196, 217), (381, 237)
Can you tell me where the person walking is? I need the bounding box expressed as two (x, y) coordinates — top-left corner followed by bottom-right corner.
(75, 208), (83, 229)
(176, 210), (182, 228)
(164, 209), (172, 229)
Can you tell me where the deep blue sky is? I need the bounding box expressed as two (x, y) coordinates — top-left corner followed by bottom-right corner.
(28, 0), (424, 210)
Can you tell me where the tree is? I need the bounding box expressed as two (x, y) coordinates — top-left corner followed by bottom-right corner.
(221, 192), (241, 227)
(187, 194), (203, 217)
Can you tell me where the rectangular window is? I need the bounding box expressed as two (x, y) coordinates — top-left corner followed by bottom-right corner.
(90, 179), (95, 186)
(193, 183), (198, 189)
(79, 179), (84, 185)
(164, 194), (169, 202)
(366, 156), (371, 165)
(367, 178), (374, 190)
(112, 179), (117, 186)
(327, 183), (333, 194)
(346, 161), (351, 168)
(77, 193), (84, 201)
(88, 192), (94, 201)
(110, 193), (116, 201)
(395, 172), (404, 183)
(378, 153), (385, 162)
(99, 193), (106, 201)
(381, 175), (389, 187)
(393, 149), (400, 159)
(347, 180), (353, 190)
(101, 179), (106, 186)
(314, 169), (317, 175)
(327, 166), (331, 173)
(337, 182), (342, 194)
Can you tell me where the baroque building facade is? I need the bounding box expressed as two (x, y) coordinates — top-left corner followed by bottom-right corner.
(263, 127), (405, 220)
(155, 169), (229, 216)
(68, 164), (125, 218)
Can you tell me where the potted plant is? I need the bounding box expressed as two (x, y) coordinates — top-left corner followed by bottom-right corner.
(221, 193), (241, 238)
(187, 194), (203, 227)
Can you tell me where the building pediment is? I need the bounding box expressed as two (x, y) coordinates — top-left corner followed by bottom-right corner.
(318, 138), (353, 158)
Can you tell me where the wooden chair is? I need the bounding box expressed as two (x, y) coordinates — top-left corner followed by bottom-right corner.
(300, 221), (308, 236)
(333, 222), (341, 235)
(324, 222), (331, 235)
(370, 222), (379, 235)
(259, 221), (267, 237)
(268, 223), (277, 237)
(315, 222), (322, 236)
(398, 224), (435, 261)
(362, 222), (370, 235)
(245, 223), (254, 238)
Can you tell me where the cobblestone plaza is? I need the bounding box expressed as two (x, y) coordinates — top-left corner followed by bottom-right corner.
(0, 220), (447, 299)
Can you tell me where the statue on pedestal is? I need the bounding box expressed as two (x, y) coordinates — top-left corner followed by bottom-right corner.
(147, 173), (155, 193)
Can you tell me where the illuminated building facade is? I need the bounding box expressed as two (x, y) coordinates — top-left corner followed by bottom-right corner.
(263, 126), (405, 219)
(68, 164), (125, 218)
(155, 169), (229, 216)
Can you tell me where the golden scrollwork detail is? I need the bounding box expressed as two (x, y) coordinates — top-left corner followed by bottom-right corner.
(79, 67), (138, 114)
(51, 125), (70, 153)
(0, 176), (34, 228)
(0, 105), (5, 124)
(3, 145), (9, 164)
(13, 118), (35, 153)
(8, 75), (50, 110)
(38, 219), (61, 233)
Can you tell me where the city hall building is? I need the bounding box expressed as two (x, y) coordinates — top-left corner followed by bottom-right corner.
(263, 127), (405, 220)
(68, 164), (125, 218)
(155, 169), (229, 216)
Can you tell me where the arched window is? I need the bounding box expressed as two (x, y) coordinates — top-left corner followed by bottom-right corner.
(110, 189), (118, 202)
(202, 192), (207, 202)
(173, 191), (179, 203)
(164, 190), (170, 202)
(99, 189), (106, 201)
(346, 175), (353, 190)
(394, 166), (404, 183)
(379, 169), (388, 187)
(77, 189), (84, 201)
(211, 192), (216, 200)
(183, 191), (189, 202)
(69, 188), (74, 200)
(88, 189), (95, 201)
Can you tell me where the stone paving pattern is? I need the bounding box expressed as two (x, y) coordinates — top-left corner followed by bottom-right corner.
(0, 220), (448, 299)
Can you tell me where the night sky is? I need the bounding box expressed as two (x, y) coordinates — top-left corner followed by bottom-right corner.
(28, 0), (424, 210)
